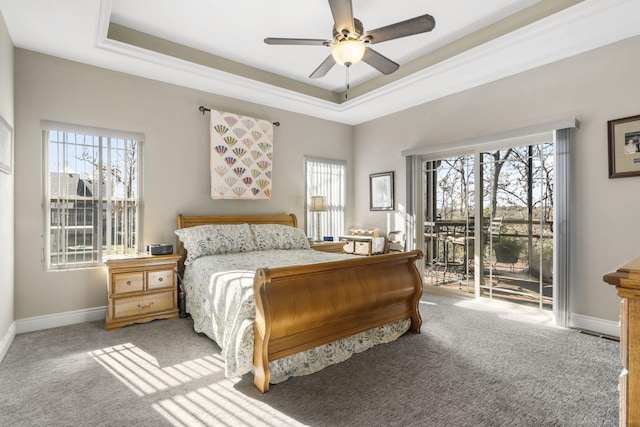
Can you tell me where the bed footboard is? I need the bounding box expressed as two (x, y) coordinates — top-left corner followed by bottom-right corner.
(253, 249), (423, 392)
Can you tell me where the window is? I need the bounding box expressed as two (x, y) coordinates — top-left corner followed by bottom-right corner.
(404, 118), (576, 325)
(422, 143), (554, 310)
(43, 121), (143, 270)
(305, 157), (346, 240)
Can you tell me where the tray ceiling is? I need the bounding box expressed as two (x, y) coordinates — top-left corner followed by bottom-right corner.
(1, 0), (639, 124)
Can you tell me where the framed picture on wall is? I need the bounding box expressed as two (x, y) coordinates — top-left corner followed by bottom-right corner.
(0, 114), (12, 175)
(608, 114), (640, 178)
(370, 171), (394, 211)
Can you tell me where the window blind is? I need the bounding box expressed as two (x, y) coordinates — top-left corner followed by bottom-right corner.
(305, 157), (346, 240)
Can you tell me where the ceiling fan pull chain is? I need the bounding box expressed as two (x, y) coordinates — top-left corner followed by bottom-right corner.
(345, 65), (350, 99)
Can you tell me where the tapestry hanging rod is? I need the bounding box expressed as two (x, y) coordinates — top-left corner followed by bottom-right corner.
(198, 106), (280, 127)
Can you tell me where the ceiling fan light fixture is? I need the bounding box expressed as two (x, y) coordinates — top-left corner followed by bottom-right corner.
(264, 1), (436, 79)
(331, 40), (365, 66)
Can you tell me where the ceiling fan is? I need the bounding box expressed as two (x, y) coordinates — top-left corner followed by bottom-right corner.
(264, 0), (436, 79)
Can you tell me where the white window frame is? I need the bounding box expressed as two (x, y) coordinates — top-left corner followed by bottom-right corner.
(42, 120), (144, 270)
(304, 157), (347, 240)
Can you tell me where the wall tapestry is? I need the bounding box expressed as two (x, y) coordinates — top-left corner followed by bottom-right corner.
(210, 110), (273, 199)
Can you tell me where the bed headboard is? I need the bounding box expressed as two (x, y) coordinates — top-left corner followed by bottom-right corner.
(175, 213), (298, 278)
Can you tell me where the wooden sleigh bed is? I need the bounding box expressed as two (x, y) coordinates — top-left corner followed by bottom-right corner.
(176, 213), (423, 392)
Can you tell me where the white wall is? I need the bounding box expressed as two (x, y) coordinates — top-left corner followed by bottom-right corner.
(353, 35), (640, 324)
(10, 33), (639, 331)
(13, 49), (353, 320)
(0, 11), (15, 355)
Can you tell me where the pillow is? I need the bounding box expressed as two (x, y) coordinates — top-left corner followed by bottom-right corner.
(174, 223), (256, 264)
(250, 224), (311, 251)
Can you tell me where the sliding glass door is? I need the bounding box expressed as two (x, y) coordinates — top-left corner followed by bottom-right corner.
(423, 142), (554, 310)
(424, 155), (475, 292)
(480, 144), (554, 309)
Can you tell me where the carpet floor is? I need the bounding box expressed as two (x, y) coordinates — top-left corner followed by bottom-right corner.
(0, 292), (620, 426)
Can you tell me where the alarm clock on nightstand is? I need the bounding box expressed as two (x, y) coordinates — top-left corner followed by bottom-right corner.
(146, 244), (174, 255)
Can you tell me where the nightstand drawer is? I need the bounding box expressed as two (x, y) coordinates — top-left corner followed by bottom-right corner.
(148, 269), (174, 290)
(113, 291), (175, 319)
(112, 272), (144, 294)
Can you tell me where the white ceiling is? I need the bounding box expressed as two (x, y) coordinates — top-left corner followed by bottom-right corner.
(1, 0), (639, 125)
(109, 0), (540, 92)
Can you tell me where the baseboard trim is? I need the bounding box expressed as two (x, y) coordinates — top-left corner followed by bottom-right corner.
(569, 312), (620, 338)
(4, 305), (621, 359)
(0, 322), (16, 364)
(15, 306), (107, 335)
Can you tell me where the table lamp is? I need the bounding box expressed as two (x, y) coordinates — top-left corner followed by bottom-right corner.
(309, 196), (327, 242)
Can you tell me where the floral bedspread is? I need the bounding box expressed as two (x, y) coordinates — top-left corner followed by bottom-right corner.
(183, 249), (410, 383)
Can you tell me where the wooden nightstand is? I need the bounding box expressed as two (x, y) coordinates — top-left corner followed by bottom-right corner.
(104, 254), (181, 330)
(310, 241), (345, 253)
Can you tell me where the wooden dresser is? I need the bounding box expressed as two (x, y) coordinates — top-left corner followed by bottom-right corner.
(104, 254), (181, 330)
(603, 256), (640, 426)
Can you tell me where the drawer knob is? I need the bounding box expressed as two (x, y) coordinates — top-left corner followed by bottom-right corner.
(158, 277), (163, 282)
(137, 302), (154, 310)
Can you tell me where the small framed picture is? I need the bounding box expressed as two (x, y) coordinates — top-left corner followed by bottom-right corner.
(370, 171), (394, 211)
(608, 114), (640, 178)
(0, 114), (12, 175)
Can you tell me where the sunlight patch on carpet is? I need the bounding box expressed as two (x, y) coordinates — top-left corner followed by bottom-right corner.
(89, 343), (225, 396)
(153, 380), (305, 427)
(453, 298), (557, 327)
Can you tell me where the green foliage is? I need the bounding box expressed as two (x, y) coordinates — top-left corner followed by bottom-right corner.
(530, 241), (553, 280)
(494, 235), (524, 264)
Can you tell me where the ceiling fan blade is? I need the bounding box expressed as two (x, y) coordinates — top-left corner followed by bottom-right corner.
(309, 54), (337, 79)
(264, 38), (330, 46)
(328, 0), (355, 36)
(364, 14), (436, 44)
(362, 48), (399, 75)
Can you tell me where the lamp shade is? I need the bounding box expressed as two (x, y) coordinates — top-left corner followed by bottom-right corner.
(331, 40), (366, 66)
(309, 196), (327, 212)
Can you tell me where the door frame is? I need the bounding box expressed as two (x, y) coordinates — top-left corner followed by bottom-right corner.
(403, 119), (576, 326)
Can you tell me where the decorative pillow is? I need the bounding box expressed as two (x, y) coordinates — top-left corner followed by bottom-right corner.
(174, 223), (256, 264)
(250, 224), (311, 251)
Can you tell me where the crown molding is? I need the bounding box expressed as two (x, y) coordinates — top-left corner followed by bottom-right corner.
(93, 0), (640, 125)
